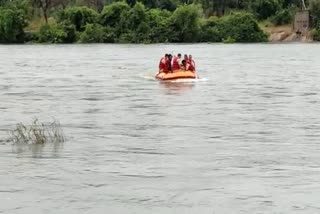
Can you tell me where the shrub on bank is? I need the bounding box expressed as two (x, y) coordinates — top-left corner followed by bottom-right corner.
(79, 23), (106, 43)
(36, 23), (67, 43)
(199, 16), (222, 42)
(60, 22), (77, 43)
(199, 12), (268, 43)
(218, 12), (268, 42)
(311, 28), (320, 41)
(0, 7), (27, 43)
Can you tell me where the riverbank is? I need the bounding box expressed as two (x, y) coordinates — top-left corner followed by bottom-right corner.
(20, 17), (317, 44)
(261, 23), (312, 42)
(1, 0), (317, 44)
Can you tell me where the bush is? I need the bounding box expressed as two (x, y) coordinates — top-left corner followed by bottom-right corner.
(199, 16), (222, 42)
(60, 22), (77, 43)
(199, 13), (267, 43)
(104, 26), (116, 43)
(223, 36), (236, 43)
(311, 28), (320, 41)
(270, 8), (293, 25)
(0, 7), (27, 43)
(37, 23), (67, 43)
(79, 23), (106, 43)
(59, 6), (99, 31)
(118, 31), (138, 43)
(218, 12), (268, 42)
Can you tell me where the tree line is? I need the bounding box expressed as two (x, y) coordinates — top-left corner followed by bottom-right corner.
(0, 0), (320, 43)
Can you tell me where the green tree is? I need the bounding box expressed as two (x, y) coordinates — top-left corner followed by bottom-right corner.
(32, 0), (70, 23)
(59, 6), (99, 31)
(0, 7), (27, 43)
(127, 2), (150, 42)
(158, 0), (178, 11)
(147, 8), (172, 42)
(126, 0), (136, 7)
(251, 0), (281, 20)
(199, 16), (222, 42)
(140, 0), (158, 8)
(311, 0), (320, 27)
(169, 4), (201, 42)
(195, 0), (233, 17)
(270, 8), (293, 25)
(100, 1), (130, 28)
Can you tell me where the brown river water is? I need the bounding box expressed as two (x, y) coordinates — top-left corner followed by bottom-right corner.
(0, 44), (320, 213)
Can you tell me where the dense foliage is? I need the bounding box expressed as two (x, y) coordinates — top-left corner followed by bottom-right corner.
(39, 2), (268, 43)
(270, 8), (294, 25)
(0, 2), (28, 43)
(0, 0), (319, 43)
(310, 0), (320, 41)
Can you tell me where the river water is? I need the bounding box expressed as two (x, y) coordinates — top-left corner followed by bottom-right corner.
(0, 44), (320, 213)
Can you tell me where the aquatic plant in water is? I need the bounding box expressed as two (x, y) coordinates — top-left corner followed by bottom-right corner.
(9, 119), (65, 145)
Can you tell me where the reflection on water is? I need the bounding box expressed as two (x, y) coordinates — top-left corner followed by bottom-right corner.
(159, 81), (195, 93)
(12, 142), (64, 158)
(1, 44), (320, 214)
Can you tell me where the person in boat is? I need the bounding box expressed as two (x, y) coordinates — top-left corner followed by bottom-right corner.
(181, 54), (189, 70)
(167, 54), (173, 72)
(188, 54), (195, 72)
(159, 54), (169, 73)
(172, 53), (182, 72)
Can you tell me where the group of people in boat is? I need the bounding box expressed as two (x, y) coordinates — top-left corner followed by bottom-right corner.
(158, 53), (196, 74)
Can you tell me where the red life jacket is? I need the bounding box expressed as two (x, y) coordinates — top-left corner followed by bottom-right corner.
(189, 59), (195, 71)
(172, 56), (180, 71)
(159, 57), (167, 72)
(185, 59), (191, 70)
(166, 59), (172, 72)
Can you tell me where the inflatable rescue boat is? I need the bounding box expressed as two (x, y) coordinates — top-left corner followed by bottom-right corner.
(155, 70), (198, 81)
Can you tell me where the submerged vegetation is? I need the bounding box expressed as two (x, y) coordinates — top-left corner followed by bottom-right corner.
(9, 118), (65, 145)
(0, 0), (319, 43)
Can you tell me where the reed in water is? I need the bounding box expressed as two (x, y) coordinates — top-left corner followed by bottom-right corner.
(9, 118), (65, 145)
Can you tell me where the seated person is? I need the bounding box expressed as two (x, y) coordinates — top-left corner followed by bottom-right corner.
(158, 54), (169, 73)
(188, 54), (195, 72)
(172, 53), (182, 72)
